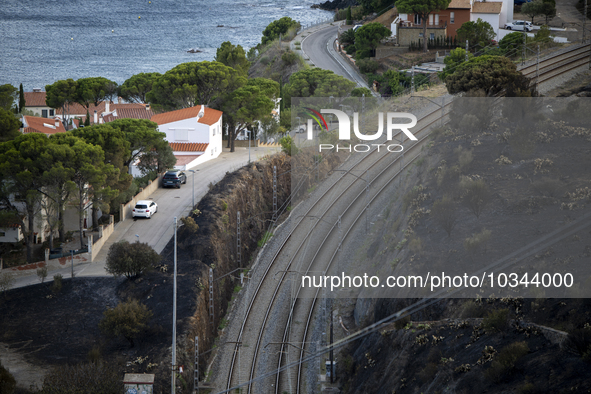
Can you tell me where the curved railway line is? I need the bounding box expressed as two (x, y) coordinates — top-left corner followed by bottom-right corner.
(213, 40), (591, 394)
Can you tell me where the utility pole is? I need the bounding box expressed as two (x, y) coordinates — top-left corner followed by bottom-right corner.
(209, 268), (214, 331)
(583, 0), (587, 43)
(172, 217), (178, 394)
(536, 44), (540, 90)
(329, 300), (334, 384)
(411, 66), (415, 94)
(237, 211), (241, 268)
(194, 336), (199, 394)
(522, 29), (527, 65)
(272, 167), (278, 221)
(365, 169), (370, 234)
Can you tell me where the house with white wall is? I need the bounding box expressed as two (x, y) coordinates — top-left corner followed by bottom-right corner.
(148, 105), (223, 173)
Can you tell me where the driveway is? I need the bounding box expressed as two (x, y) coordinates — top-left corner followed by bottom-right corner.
(9, 146), (279, 288)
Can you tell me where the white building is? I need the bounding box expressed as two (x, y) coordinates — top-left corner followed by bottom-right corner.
(149, 105), (223, 172)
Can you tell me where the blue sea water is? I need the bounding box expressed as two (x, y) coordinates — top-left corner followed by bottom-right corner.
(0, 0), (332, 90)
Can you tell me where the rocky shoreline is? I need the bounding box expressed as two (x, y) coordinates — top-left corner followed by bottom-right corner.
(311, 0), (358, 11)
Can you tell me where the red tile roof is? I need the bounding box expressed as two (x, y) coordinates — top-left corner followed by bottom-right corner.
(22, 116), (66, 135)
(472, 1), (502, 13)
(56, 101), (106, 116)
(24, 91), (48, 107)
(168, 142), (209, 152)
(151, 106), (223, 126)
(448, 0), (471, 8)
(174, 155), (201, 166)
(102, 107), (155, 123)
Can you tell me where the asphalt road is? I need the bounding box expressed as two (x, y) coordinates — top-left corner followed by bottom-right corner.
(301, 24), (368, 88)
(11, 146), (279, 288)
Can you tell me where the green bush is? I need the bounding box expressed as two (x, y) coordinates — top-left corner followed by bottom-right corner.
(99, 299), (153, 347)
(105, 240), (160, 279)
(51, 274), (63, 294)
(357, 58), (379, 74)
(280, 135), (299, 156)
(281, 50), (298, 66)
(483, 308), (510, 333)
(485, 341), (529, 382)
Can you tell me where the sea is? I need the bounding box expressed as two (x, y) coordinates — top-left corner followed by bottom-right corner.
(0, 0), (333, 90)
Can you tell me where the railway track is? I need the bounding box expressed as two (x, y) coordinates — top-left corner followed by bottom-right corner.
(518, 43), (590, 85)
(215, 42), (591, 394)
(217, 98), (452, 394)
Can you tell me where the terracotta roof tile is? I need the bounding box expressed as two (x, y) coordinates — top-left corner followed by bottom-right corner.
(472, 1), (503, 13)
(24, 91), (48, 107)
(151, 106), (223, 126)
(102, 107), (155, 123)
(22, 116), (66, 135)
(55, 101), (106, 117)
(168, 142), (209, 152)
(448, 0), (471, 8)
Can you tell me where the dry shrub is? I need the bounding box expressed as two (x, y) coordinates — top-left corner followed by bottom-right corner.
(482, 308), (509, 333)
(530, 177), (561, 197)
(431, 196), (457, 237)
(485, 341), (529, 383)
(461, 178), (490, 218)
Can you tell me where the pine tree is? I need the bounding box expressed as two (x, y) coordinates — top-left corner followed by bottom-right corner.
(84, 110), (90, 126)
(346, 6), (352, 25)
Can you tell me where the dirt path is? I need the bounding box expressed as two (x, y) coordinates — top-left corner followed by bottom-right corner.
(0, 342), (52, 390)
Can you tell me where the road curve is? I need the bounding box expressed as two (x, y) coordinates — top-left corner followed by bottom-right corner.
(301, 25), (368, 88)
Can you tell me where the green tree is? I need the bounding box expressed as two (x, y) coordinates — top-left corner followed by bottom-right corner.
(438, 47), (473, 81)
(108, 118), (172, 172)
(340, 28), (356, 46)
(284, 68), (356, 106)
(498, 32), (529, 57)
(45, 79), (78, 131)
(261, 17), (300, 46)
(18, 84), (25, 114)
(522, 0), (544, 23)
(445, 55), (532, 96)
(354, 22), (391, 59)
(0, 84), (17, 112)
(0, 108), (20, 142)
(119, 72), (162, 103)
(146, 61), (246, 111)
(70, 124), (133, 229)
(396, 0), (452, 52)
(76, 77), (117, 110)
(0, 133), (50, 262)
(222, 78), (279, 152)
(351, 87), (373, 97)
(215, 41), (251, 75)
(39, 361), (123, 394)
(84, 110), (90, 126)
(456, 18), (495, 50)
(346, 6), (353, 25)
(540, 1), (556, 24)
(50, 134), (116, 248)
(106, 240), (160, 279)
(383, 69), (406, 95)
(99, 299), (153, 347)
(280, 135), (298, 156)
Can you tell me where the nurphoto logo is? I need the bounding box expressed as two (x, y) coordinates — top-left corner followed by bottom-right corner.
(303, 108), (419, 153)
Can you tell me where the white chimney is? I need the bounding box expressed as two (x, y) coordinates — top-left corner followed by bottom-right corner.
(118, 96), (122, 104)
(146, 104), (150, 111)
(113, 109), (118, 117)
(33, 88), (42, 93)
(197, 104), (205, 120)
(55, 119), (59, 128)
(105, 101), (110, 113)
(94, 110), (98, 124)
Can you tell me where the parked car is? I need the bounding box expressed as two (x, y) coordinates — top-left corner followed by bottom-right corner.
(504, 20), (533, 31)
(162, 170), (187, 188)
(132, 200), (158, 219)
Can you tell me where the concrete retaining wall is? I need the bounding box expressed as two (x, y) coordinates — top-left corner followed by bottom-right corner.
(91, 215), (115, 262)
(233, 140), (259, 148)
(120, 174), (162, 222)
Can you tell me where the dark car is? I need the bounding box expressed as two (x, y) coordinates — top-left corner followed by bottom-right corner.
(162, 170), (187, 188)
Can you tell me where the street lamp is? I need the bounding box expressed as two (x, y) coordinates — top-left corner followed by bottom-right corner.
(247, 129), (251, 164)
(172, 217), (178, 393)
(187, 170), (198, 208)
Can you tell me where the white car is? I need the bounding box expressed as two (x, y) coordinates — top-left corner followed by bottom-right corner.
(132, 200), (158, 219)
(504, 20), (533, 32)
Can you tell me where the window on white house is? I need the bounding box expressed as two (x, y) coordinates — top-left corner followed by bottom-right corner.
(42, 109), (48, 118)
(175, 129), (189, 141)
(450, 12), (455, 24)
(49, 109), (54, 116)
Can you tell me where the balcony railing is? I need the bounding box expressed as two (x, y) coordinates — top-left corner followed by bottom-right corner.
(399, 21), (447, 28)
